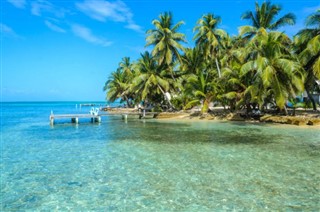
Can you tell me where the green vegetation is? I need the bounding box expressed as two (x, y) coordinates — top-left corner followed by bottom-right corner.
(104, 1), (320, 114)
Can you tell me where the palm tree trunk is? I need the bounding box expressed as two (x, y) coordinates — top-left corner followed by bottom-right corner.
(245, 103), (252, 115)
(215, 58), (221, 78)
(283, 105), (288, 115)
(124, 95), (131, 108)
(201, 95), (214, 114)
(201, 99), (210, 114)
(306, 89), (317, 111)
(170, 72), (176, 81)
(157, 85), (173, 108)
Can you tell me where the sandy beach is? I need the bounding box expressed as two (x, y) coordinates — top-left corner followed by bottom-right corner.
(158, 109), (320, 126)
(102, 107), (320, 127)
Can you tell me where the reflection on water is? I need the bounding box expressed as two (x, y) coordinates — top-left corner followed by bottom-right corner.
(1, 103), (319, 211)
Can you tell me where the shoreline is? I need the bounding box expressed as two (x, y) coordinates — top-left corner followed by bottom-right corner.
(155, 111), (320, 127)
(102, 107), (320, 127)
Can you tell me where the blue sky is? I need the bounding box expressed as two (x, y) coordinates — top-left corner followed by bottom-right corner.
(1, 0), (319, 101)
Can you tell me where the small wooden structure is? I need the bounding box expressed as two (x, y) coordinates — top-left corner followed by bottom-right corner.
(49, 109), (159, 125)
(49, 114), (101, 125)
(120, 111), (159, 120)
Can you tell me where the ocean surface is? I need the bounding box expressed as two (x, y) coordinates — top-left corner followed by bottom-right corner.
(1, 102), (319, 211)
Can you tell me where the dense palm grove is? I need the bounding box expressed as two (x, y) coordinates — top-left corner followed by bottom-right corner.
(104, 1), (320, 114)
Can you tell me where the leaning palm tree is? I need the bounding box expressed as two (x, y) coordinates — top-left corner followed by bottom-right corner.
(130, 51), (174, 108)
(241, 28), (305, 114)
(240, 0), (296, 38)
(294, 9), (320, 110)
(146, 12), (186, 75)
(103, 68), (133, 107)
(193, 13), (227, 78)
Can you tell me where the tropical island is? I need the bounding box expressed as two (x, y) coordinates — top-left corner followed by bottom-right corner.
(3, 1), (320, 211)
(103, 1), (320, 126)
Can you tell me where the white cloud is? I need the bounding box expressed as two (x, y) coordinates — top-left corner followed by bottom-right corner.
(7, 0), (26, 9)
(31, 0), (68, 18)
(71, 24), (112, 47)
(31, 0), (52, 16)
(126, 22), (143, 33)
(76, 0), (143, 32)
(44, 20), (66, 33)
(0, 23), (21, 38)
(76, 0), (128, 22)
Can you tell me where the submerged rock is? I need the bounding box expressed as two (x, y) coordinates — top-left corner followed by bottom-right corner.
(259, 115), (320, 126)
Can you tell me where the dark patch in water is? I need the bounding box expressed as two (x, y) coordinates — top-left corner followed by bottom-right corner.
(67, 181), (83, 187)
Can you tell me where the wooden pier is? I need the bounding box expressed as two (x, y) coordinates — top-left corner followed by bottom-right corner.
(116, 111), (159, 120)
(49, 110), (159, 125)
(49, 114), (101, 125)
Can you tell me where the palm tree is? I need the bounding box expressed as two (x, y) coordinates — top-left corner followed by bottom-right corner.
(295, 9), (320, 110)
(146, 12), (186, 78)
(241, 29), (304, 114)
(103, 68), (133, 107)
(221, 48), (249, 111)
(180, 47), (205, 75)
(193, 13), (227, 78)
(131, 51), (174, 108)
(184, 71), (219, 114)
(240, 0), (296, 38)
(119, 57), (133, 78)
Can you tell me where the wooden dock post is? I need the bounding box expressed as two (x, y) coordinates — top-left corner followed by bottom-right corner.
(139, 109), (146, 119)
(94, 116), (101, 123)
(50, 110), (54, 125)
(71, 117), (79, 124)
(50, 115), (54, 125)
(122, 114), (128, 120)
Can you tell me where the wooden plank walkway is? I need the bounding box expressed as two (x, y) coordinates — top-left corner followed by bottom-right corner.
(49, 114), (101, 125)
(99, 112), (159, 116)
(49, 111), (159, 125)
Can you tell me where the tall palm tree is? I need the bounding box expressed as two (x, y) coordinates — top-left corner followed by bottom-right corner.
(295, 9), (320, 110)
(240, 0), (296, 38)
(146, 12), (186, 71)
(131, 51), (174, 108)
(193, 13), (227, 77)
(241, 29), (304, 114)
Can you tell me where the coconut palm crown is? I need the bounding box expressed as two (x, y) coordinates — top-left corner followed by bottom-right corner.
(145, 12), (187, 66)
(193, 13), (227, 77)
(241, 29), (304, 112)
(294, 9), (320, 110)
(240, 0), (296, 37)
(130, 51), (174, 107)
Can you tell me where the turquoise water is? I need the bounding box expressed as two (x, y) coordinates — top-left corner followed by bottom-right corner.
(1, 102), (319, 211)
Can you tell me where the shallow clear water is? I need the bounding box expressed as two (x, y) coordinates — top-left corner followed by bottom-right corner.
(1, 102), (319, 211)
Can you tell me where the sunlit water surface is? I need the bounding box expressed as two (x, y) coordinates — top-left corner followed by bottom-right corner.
(1, 102), (319, 211)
